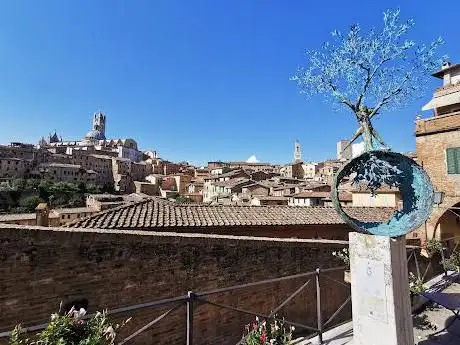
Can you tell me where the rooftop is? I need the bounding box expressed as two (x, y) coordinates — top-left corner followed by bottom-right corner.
(39, 163), (82, 169)
(292, 191), (331, 199)
(51, 207), (97, 215)
(432, 63), (460, 78)
(212, 177), (252, 188)
(0, 213), (37, 221)
(66, 197), (394, 230)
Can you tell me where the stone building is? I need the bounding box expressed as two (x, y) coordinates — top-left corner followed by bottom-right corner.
(316, 160), (342, 184)
(207, 160), (278, 173)
(351, 185), (401, 208)
(44, 112), (144, 163)
(416, 62), (460, 241)
(337, 140), (352, 160)
(36, 163), (97, 184)
(302, 162), (323, 179)
(0, 203), (96, 227)
(0, 112), (156, 193)
(0, 158), (31, 179)
(288, 191), (331, 206)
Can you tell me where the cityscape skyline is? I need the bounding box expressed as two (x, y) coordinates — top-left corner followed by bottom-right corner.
(0, 1), (459, 165)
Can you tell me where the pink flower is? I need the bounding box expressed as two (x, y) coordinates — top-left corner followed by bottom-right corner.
(260, 332), (267, 343)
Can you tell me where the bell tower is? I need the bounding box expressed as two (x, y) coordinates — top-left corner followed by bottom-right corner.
(294, 139), (302, 162)
(93, 112), (106, 138)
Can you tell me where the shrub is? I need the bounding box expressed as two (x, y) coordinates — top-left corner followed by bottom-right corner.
(443, 252), (460, 272)
(332, 248), (350, 269)
(18, 196), (44, 212)
(10, 307), (129, 345)
(425, 239), (443, 256)
(242, 316), (293, 345)
(408, 272), (426, 294)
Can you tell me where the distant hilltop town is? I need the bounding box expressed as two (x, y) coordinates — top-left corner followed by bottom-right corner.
(0, 110), (364, 198)
(0, 109), (413, 226)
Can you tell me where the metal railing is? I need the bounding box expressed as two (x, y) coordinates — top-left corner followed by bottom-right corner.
(116, 266), (351, 345)
(3, 237), (459, 345)
(0, 266), (351, 345)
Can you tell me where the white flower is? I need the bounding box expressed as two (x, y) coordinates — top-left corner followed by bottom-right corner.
(255, 316), (259, 322)
(332, 251), (337, 256)
(74, 308), (86, 320)
(104, 326), (115, 339)
(291, 326), (295, 331)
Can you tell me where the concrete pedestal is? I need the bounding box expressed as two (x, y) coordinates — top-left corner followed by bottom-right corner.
(349, 232), (414, 345)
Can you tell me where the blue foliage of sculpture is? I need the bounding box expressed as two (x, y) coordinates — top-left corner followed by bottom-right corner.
(292, 9), (443, 237)
(332, 150), (433, 237)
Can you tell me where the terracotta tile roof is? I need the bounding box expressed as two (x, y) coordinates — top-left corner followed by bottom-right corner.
(253, 196), (289, 201)
(212, 178), (251, 188)
(322, 191), (353, 202)
(243, 182), (270, 190)
(292, 191), (330, 199)
(66, 197), (394, 230)
(351, 183), (400, 193)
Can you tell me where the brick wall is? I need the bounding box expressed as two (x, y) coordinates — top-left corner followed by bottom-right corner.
(415, 113), (460, 137)
(0, 225), (351, 345)
(416, 124), (460, 196)
(415, 116), (460, 238)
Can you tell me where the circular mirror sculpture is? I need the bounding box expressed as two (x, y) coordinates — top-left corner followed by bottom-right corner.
(332, 150), (434, 237)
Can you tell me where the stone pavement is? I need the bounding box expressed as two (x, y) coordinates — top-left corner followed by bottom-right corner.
(413, 282), (460, 345)
(294, 280), (460, 345)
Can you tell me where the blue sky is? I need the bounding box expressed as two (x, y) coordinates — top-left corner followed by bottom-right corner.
(0, 1), (457, 166)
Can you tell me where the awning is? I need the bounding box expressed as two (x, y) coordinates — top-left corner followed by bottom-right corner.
(422, 91), (460, 111)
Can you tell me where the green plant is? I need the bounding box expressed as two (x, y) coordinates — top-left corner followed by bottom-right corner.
(10, 307), (129, 345)
(408, 272), (426, 294)
(174, 195), (193, 203)
(18, 196), (44, 211)
(332, 248), (350, 269)
(425, 239), (443, 256)
(443, 252), (460, 272)
(242, 316), (293, 345)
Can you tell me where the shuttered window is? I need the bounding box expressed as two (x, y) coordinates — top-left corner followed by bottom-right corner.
(446, 147), (460, 174)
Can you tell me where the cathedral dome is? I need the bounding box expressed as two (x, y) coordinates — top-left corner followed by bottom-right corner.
(85, 130), (105, 141)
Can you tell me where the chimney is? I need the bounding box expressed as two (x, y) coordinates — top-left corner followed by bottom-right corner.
(35, 203), (50, 227)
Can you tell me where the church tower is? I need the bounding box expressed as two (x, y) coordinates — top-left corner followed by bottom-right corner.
(85, 112), (106, 141)
(294, 140), (302, 162)
(93, 112), (106, 138)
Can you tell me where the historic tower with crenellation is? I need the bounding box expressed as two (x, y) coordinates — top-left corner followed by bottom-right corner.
(294, 139), (302, 163)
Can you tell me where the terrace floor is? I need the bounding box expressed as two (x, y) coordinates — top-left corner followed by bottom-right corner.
(297, 273), (460, 345)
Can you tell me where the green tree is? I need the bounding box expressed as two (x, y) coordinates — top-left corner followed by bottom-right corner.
(18, 196), (44, 212)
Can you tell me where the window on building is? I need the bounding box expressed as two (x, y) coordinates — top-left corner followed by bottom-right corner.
(446, 147), (460, 174)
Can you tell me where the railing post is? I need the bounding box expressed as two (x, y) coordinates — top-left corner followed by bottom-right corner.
(440, 246), (447, 276)
(316, 268), (323, 344)
(187, 291), (194, 345)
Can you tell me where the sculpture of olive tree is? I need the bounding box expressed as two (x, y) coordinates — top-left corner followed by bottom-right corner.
(291, 9), (445, 153)
(291, 9), (445, 236)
